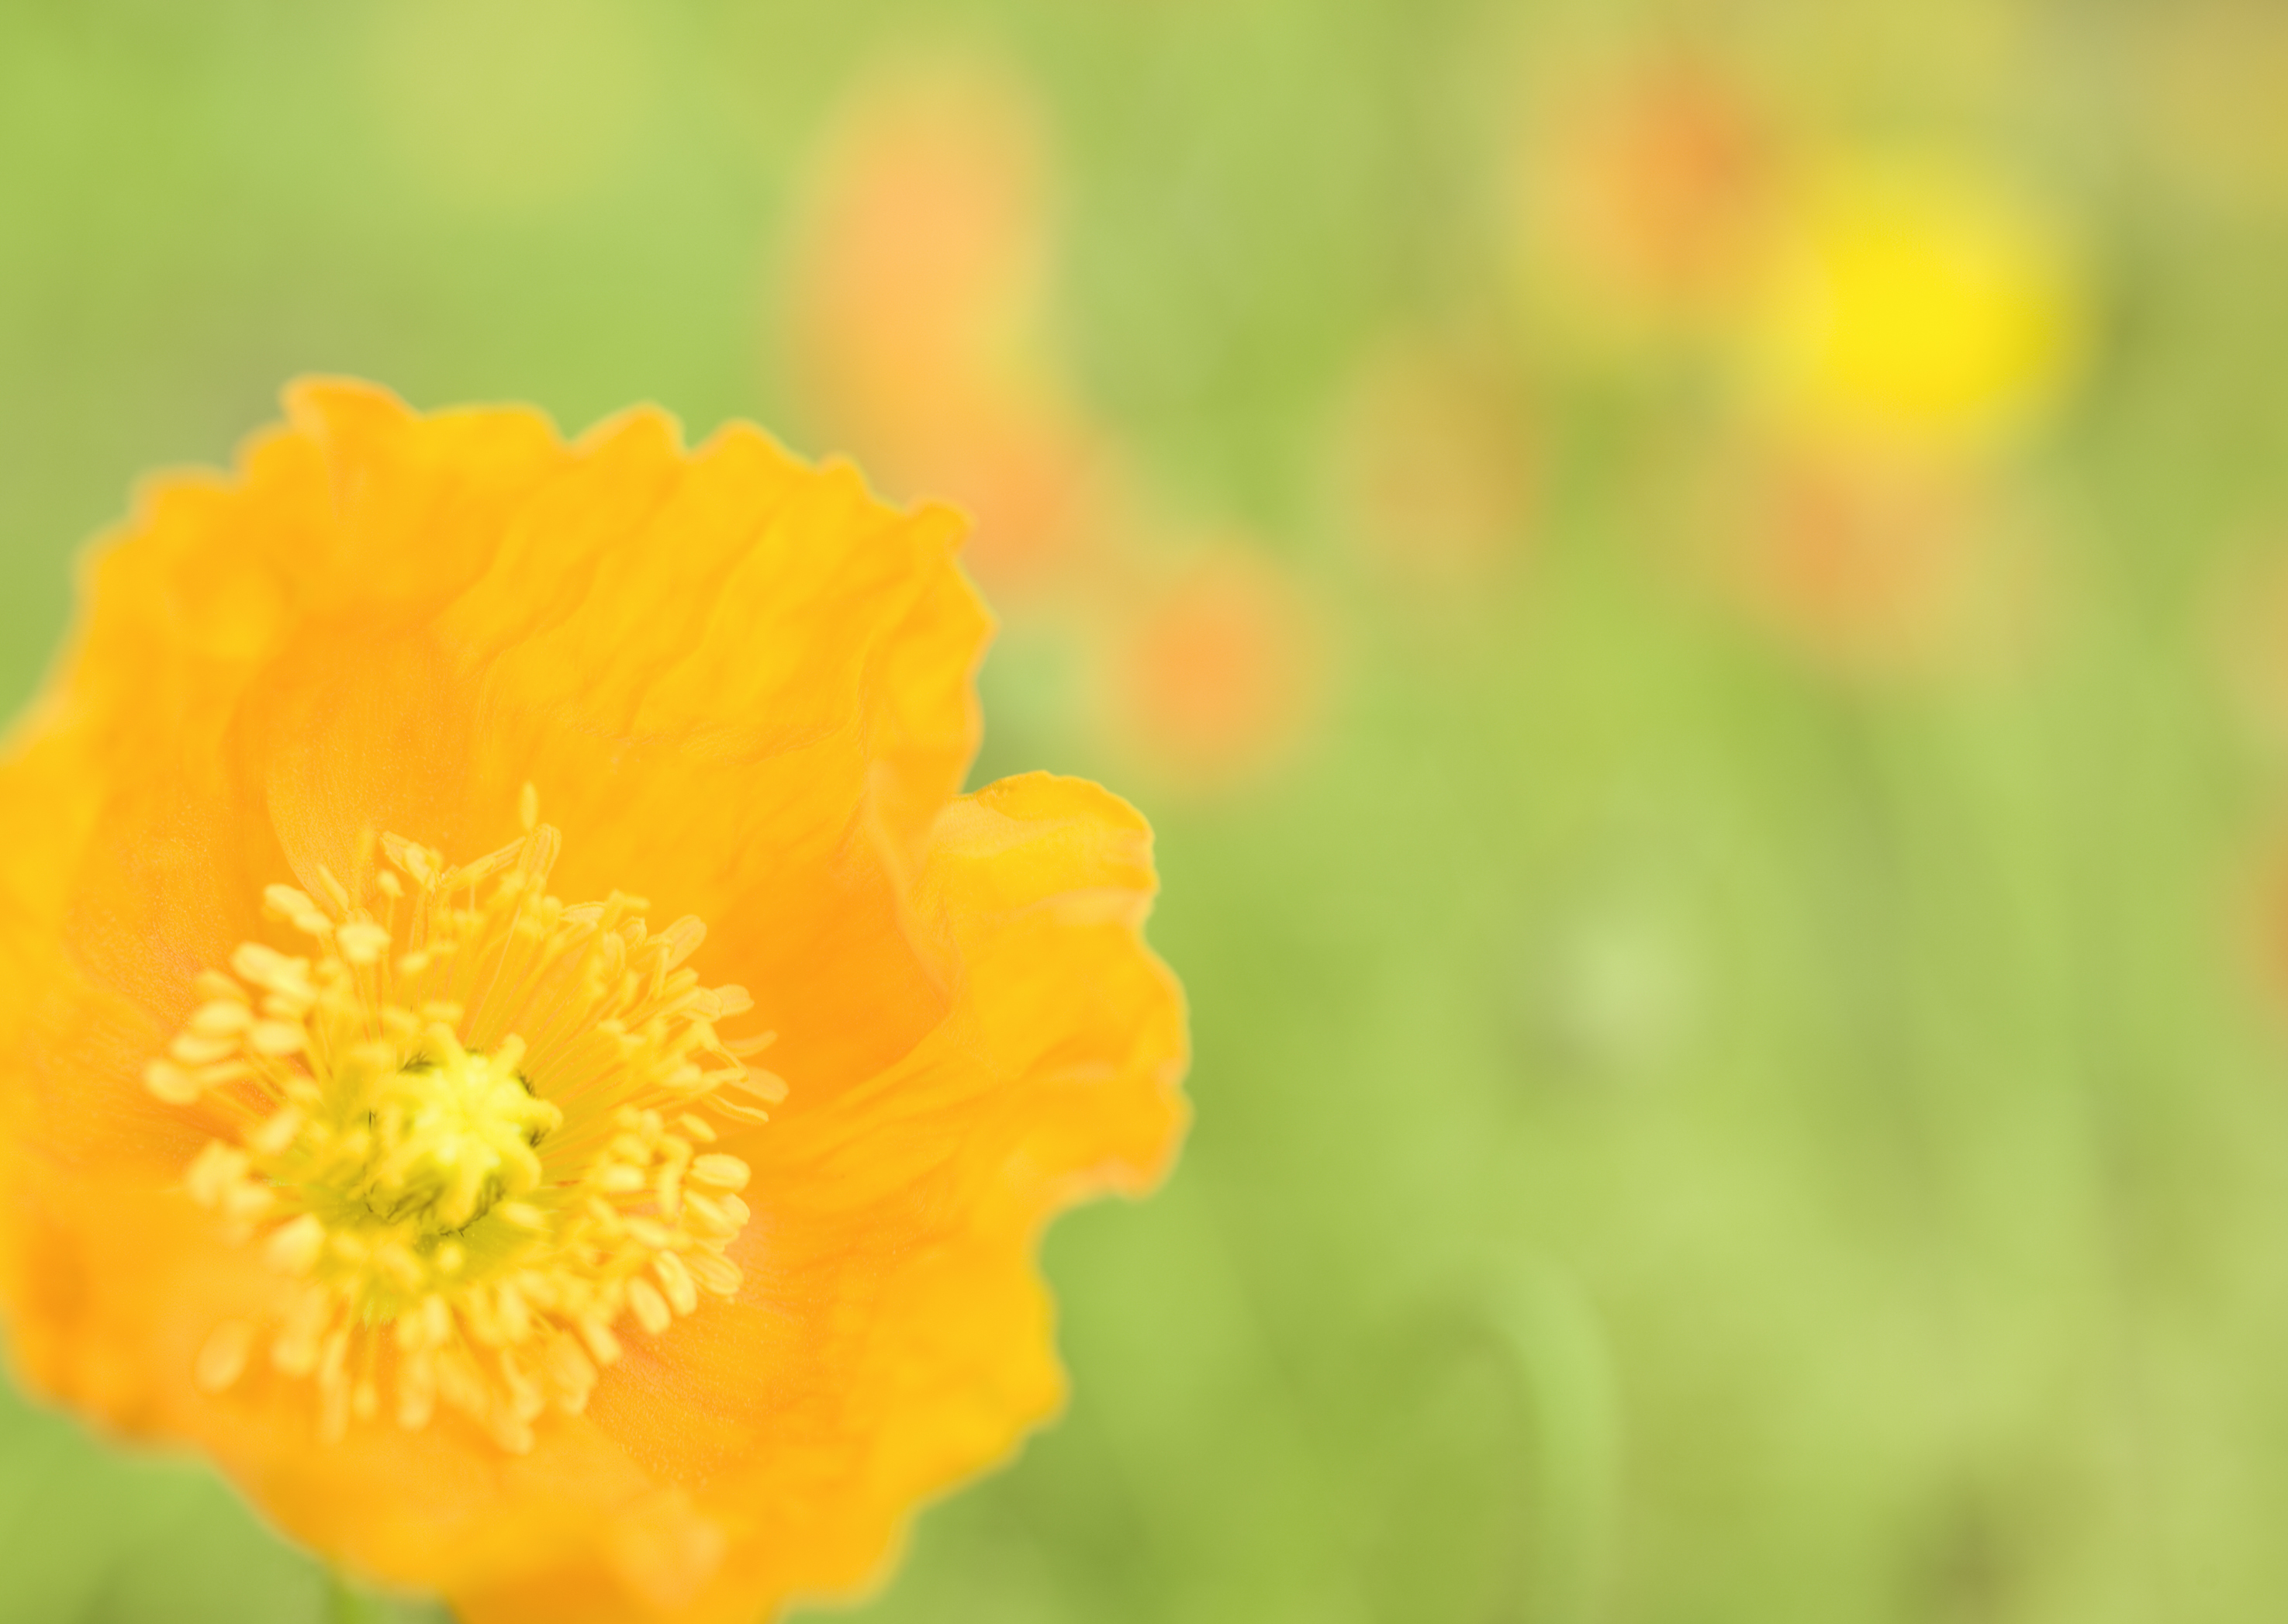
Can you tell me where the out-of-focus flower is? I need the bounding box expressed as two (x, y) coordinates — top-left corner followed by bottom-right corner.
(784, 50), (1336, 800)
(1097, 549), (1327, 794)
(2213, 544), (2288, 1011)
(2135, 0), (2288, 216)
(0, 381), (1188, 1622)
(1741, 157), (2082, 458)
(1705, 440), (2041, 676)
(1514, 51), (1776, 354)
(783, 55), (1121, 597)
(1695, 153), (2079, 674)
(2213, 541), (2288, 746)
(1329, 335), (1534, 592)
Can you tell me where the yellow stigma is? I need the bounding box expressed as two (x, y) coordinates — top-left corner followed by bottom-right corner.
(359, 1042), (557, 1232)
(147, 793), (783, 1453)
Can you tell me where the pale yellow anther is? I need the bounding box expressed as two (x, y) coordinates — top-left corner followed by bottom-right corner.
(337, 921), (390, 965)
(193, 969), (247, 1004)
(544, 1335), (597, 1414)
(690, 1155), (750, 1193)
(169, 1031), (237, 1066)
(144, 1059), (202, 1106)
(194, 1320), (256, 1394)
(185, 1141), (250, 1207)
(247, 1107), (303, 1157)
(683, 1194), (735, 1239)
(231, 942), (316, 1007)
(492, 1411), (534, 1456)
(232, 942), (283, 980)
(578, 1315), (624, 1367)
(626, 1277), (672, 1335)
(315, 867), (354, 916)
(653, 1253), (699, 1317)
(264, 884), (316, 919)
(192, 1059), (256, 1090)
(221, 1181), (276, 1227)
(188, 1000), (254, 1038)
(657, 916), (706, 971)
(264, 1213), (327, 1275)
(686, 1252), (741, 1299)
(247, 1021), (306, 1056)
(273, 1328), (322, 1380)
(380, 834), (429, 881)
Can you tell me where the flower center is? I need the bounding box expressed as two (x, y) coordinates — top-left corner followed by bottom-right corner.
(358, 1048), (556, 1231)
(145, 791), (784, 1453)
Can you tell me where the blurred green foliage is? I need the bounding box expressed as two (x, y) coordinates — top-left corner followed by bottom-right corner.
(11, 1), (2288, 1621)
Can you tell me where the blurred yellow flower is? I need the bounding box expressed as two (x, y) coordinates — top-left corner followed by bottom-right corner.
(1745, 158), (2082, 454)
(0, 380), (1188, 1622)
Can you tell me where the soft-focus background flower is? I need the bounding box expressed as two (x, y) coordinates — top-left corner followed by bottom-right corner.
(9, 0), (2288, 1619)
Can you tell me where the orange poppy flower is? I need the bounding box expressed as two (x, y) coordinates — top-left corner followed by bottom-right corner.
(0, 379), (1189, 1622)
(1329, 335), (1534, 592)
(1701, 435), (2045, 679)
(1101, 549), (1328, 794)
(1515, 50), (1776, 352)
(783, 55), (1118, 599)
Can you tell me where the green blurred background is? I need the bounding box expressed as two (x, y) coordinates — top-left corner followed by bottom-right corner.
(11, 0), (2288, 1619)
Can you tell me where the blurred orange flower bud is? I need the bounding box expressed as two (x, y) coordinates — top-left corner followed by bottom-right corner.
(784, 54), (1117, 596)
(1099, 550), (1329, 794)
(1331, 336), (1535, 592)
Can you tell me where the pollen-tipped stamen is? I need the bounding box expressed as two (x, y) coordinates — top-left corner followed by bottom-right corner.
(147, 796), (786, 1453)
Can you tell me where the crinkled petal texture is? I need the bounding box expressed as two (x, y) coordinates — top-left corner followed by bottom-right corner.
(0, 380), (1188, 1622)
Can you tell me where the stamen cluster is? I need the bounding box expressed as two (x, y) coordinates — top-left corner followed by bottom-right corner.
(144, 796), (782, 1453)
